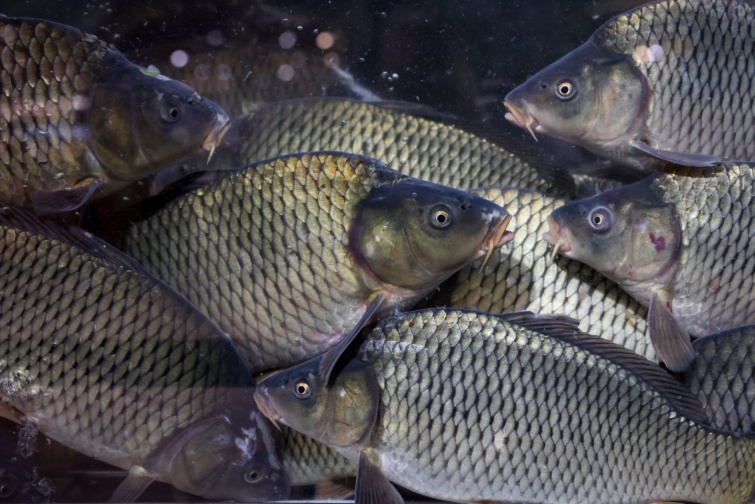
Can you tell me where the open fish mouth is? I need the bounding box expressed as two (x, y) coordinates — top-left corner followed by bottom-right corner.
(253, 389), (282, 431)
(481, 213), (514, 268)
(542, 216), (572, 261)
(202, 112), (232, 164)
(503, 100), (539, 142)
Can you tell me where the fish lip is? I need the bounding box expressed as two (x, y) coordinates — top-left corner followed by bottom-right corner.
(543, 216), (572, 260)
(253, 389), (281, 426)
(479, 212), (514, 268)
(503, 100), (540, 142)
(201, 111), (232, 162)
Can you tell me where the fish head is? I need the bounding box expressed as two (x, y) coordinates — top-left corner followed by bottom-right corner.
(255, 357), (379, 449)
(164, 410), (289, 502)
(543, 176), (681, 287)
(87, 58), (230, 181)
(352, 179), (514, 291)
(504, 40), (647, 150)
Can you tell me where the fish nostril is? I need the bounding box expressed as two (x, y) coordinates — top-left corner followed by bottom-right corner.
(460, 199), (471, 210)
(539, 81), (547, 90)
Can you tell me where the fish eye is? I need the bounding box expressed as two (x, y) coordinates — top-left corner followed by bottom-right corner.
(293, 380), (312, 399)
(0, 481), (15, 499)
(430, 205), (452, 229)
(244, 469), (262, 484)
(161, 103), (182, 122)
(588, 207), (612, 232)
(555, 79), (576, 100)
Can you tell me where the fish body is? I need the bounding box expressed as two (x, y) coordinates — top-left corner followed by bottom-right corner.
(0, 15), (230, 214)
(545, 163), (755, 370)
(430, 186), (652, 360)
(124, 152), (512, 373)
(504, 0), (755, 171)
(281, 426), (356, 489)
(0, 208), (286, 501)
(256, 308), (755, 504)
(223, 98), (569, 195)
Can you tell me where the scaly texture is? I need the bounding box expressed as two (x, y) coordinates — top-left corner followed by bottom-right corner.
(231, 98), (561, 194)
(355, 309), (755, 503)
(438, 187), (652, 360)
(598, 0), (755, 161)
(655, 163), (755, 335)
(281, 427), (356, 487)
(0, 224), (252, 472)
(125, 153), (400, 372)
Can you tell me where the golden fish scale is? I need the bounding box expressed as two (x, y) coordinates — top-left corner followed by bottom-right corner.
(598, 0), (755, 161)
(654, 163), (755, 336)
(281, 426), (356, 486)
(233, 99), (554, 192)
(358, 309), (755, 503)
(443, 187), (653, 360)
(0, 226), (251, 469)
(0, 18), (106, 204)
(126, 153), (395, 372)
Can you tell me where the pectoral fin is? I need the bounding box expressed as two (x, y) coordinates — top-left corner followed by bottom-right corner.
(630, 141), (723, 167)
(107, 465), (156, 503)
(314, 477), (356, 500)
(31, 177), (102, 215)
(355, 450), (403, 504)
(648, 291), (696, 372)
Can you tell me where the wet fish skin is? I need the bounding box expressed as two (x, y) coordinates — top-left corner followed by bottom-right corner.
(280, 426), (356, 488)
(0, 209), (287, 501)
(429, 186), (652, 360)
(124, 152), (512, 372)
(504, 0), (755, 171)
(0, 15), (230, 214)
(256, 308), (755, 504)
(545, 163), (755, 369)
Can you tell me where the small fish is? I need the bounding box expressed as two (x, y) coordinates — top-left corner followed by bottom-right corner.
(124, 152), (513, 372)
(504, 0), (755, 171)
(424, 186), (652, 360)
(544, 163), (755, 372)
(255, 308), (755, 504)
(0, 15), (230, 215)
(0, 206), (286, 501)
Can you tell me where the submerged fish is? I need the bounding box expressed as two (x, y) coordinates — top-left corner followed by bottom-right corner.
(504, 0), (755, 171)
(124, 152), (513, 372)
(255, 308), (755, 504)
(544, 163), (755, 372)
(281, 426), (356, 493)
(0, 207), (287, 501)
(0, 15), (230, 215)
(222, 98), (572, 196)
(427, 186), (652, 360)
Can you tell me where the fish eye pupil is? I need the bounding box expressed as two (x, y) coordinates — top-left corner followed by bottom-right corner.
(294, 381), (311, 399)
(169, 107), (180, 119)
(430, 205), (452, 229)
(244, 470), (261, 483)
(556, 80), (574, 99)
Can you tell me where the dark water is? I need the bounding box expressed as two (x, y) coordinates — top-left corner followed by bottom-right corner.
(0, 0), (646, 502)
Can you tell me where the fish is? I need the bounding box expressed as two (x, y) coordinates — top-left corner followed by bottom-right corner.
(123, 152), (513, 373)
(0, 15), (230, 215)
(0, 206), (287, 502)
(504, 0), (755, 172)
(281, 426), (356, 494)
(255, 308), (755, 504)
(424, 186), (652, 360)
(219, 97), (574, 197)
(683, 325), (755, 434)
(544, 163), (755, 372)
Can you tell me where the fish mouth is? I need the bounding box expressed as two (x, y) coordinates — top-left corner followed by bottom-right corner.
(480, 213), (514, 268)
(202, 111), (232, 164)
(542, 216), (572, 261)
(253, 389), (282, 431)
(503, 100), (539, 142)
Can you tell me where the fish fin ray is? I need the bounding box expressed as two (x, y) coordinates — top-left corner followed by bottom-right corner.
(648, 290), (696, 373)
(318, 294), (385, 385)
(107, 466), (156, 503)
(314, 477), (356, 500)
(0, 402), (25, 424)
(31, 178), (102, 215)
(630, 141), (723, 167)
(355, 450), (403, 504)
(493, 312), (582, 335)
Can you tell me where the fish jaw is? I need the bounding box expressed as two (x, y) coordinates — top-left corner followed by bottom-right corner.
(503, 100), (540, 142)
(479, 213), (515, 268)
(202, 109), (232, 164)
(543, 216), (573, 261)
(253, 389), (282, 431)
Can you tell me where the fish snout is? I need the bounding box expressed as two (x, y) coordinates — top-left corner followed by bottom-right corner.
(503, 100), (540, 142)
(481, 212), (514, 268)
(253, 389), (282, 429)
(202, 111), (232, 163)
(543, 215), (572, 261)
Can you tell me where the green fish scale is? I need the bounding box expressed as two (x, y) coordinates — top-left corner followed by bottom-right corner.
(686, 326), (755, 433)
(357, 309), (755, 503)
(0, 17), (107, 203)
(442, 187), (653, 360)
(598, 0), (755, 161)
(0, 226), (251, 470)
(281, 426), (357, 486)
(654, 163), (755, 336)
(233, 98), (554, 192)
(126, 153), (396, 372)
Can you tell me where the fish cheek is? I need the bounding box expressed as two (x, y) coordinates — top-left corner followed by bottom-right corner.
(321, 363), (380, 448)
(626, 204), (681, 281)
(87, 84), (140, 180)
(592, 57), (648, 145)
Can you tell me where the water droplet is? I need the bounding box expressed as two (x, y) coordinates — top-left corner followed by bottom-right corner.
(401, 136), (409, 142)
